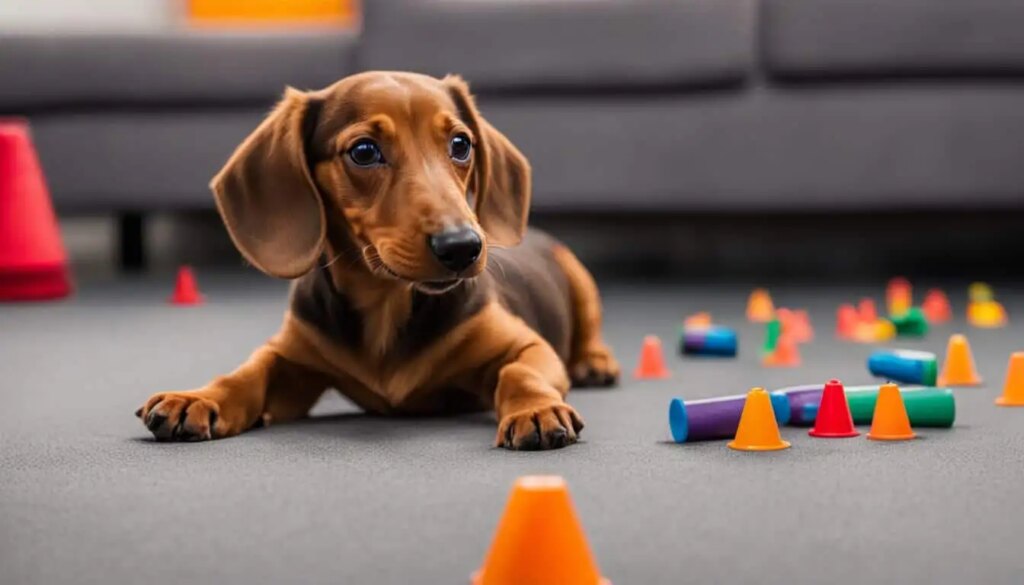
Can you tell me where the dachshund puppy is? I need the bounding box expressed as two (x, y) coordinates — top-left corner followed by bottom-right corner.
(136, 72), (619, 450)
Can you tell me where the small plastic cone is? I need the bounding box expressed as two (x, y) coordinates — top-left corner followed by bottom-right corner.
(684, 312), (712, 329)
(790, 309), (814, 343)
(858, 298), (878, 324)
(746, 288), (775, 322)
(967, 300), (1007, 329)
(633, 335), (670, 379)
(836, 304), (859, 339)
(472, 476), (609, 585)
(968, 282), (993, 304)
(887, 277), (912, 317)
(169, 266), (204, 306)
(0, 119), (72, 301)
(867, 383), (916, 441)
(922, 289), (952, 324)
(809, 379), (860, 438)
(728, 388), (791, 451)
(937, 333), (982, 386)
(762, 334), (801, 367)
(996, 352), (1024, 407)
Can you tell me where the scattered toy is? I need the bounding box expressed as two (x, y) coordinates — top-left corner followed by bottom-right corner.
(859, 298), (878, 323)
(471, 476), (608, 585)
(887, 277), (912, 317)
(808, 379), (859, 438)
(668, 392), (790, 443)
(679, 325), (737, 357)
(762, 334), (801, 367)
(836, 304), (859, 339)
(868, 349), (938, 386)
(763, 318), (781, 355)
(634, 335), (670, 379)
(0, 120), (72, 301)
(996, 352), (1024, 407)
(937, 333), (982, 386)
(852, 318), (895, 344)
(890, 307), (928, 337)
(922, 289), (952, 324)
(867, 383), (916, 441)
(802, 387), (955, 428)
(683, 312), (712, 329)
(968, 282), (994, 303)
(169, 265), (204, 306)
(728, 388), (791, 451)
(746, 288), (775, 322)
(968, 299), (1007, 328)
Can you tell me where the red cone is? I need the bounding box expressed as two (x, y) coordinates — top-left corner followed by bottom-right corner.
(858, 298), (878, 323)
(836, 304), (859, 339)
(0, 119), (72, 301)
(808, 379), (860, 438)
(169, 266), (204, 306)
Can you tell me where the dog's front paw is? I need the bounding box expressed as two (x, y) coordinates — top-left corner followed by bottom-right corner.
(135, 392), (222, 442)
(496, 403), (585, 451)
(570, 344), (620, 388)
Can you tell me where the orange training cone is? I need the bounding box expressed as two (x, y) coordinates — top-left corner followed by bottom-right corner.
(762, 334), (801, 367)
(634, 335), (670, 379)
(836, 304), (859, 339)
(789, 309), (813, 343)
(867, 383), (916, 441)
(996, 352), (1024, 407)
(746, 288), (775, 322)
(0, 119), (72, 301)
(472, 476), (609, 585)
(169, 266), (204, 306)
(728, 388), (791, 451)
(937, 333), (982, 386)
(922, 289), (952, 324)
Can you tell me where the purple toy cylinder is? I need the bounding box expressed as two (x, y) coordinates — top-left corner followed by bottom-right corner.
(669, 392), (791, 443)
(779, 384), (826, 426)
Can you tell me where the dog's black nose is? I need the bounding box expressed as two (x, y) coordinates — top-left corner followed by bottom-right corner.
(428, 226), (482, 273)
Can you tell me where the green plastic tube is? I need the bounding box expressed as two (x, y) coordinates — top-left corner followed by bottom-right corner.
(762, 319), (781, 355)
(803, 387), (955, 428)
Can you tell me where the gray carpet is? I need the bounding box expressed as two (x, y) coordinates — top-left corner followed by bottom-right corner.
(3, 273), (1024, 585)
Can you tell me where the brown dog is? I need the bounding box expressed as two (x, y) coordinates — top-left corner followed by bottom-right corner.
(136, 72), (619, 450)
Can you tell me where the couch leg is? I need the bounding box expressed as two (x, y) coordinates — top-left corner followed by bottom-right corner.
(118, 212), (146, 272)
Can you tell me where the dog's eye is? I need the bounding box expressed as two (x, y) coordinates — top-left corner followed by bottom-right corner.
(449, 134), (472, 163)
(348, 140), (384, 167)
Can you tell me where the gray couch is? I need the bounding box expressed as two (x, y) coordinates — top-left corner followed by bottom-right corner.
(3, 0), (1024, 219)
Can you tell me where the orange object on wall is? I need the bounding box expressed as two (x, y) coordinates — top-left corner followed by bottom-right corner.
(188, 0), (357, 26)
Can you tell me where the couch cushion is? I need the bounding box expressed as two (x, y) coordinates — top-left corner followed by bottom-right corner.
(360, 0), (755, 91)
(0, 31), (356, 111)
(763, 0), (1024, 79)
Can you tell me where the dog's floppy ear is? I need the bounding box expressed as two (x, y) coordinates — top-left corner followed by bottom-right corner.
(445, 76), (531, 247)
(210, 88), (325, 279)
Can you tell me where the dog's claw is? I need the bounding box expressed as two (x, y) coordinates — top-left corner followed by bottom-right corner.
(497, 404), (582, 451)
(136, 392), (222, 442)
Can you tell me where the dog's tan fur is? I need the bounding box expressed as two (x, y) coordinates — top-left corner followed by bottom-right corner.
(136, 72), (619, 450)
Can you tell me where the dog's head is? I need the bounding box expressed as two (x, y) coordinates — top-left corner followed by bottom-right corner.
(211, 72), (530, 294)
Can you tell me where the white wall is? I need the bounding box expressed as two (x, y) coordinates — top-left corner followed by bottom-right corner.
(0, 0), (177, 31)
